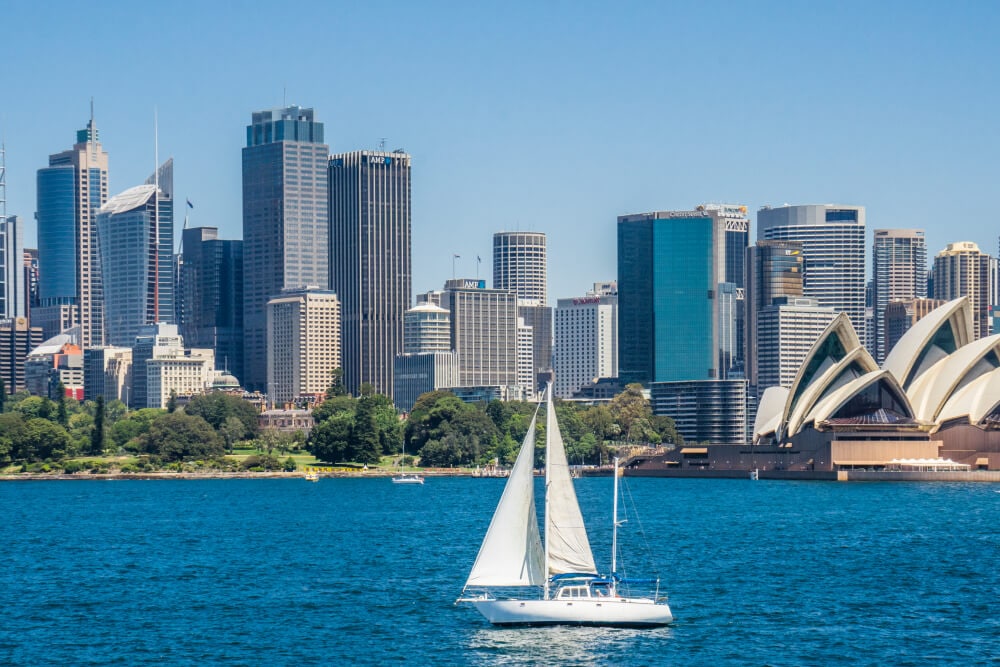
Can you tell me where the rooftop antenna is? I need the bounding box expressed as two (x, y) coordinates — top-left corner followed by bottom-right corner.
(153, 107), (160, 321)
(283, 85), (287, 107)
(379, 137), (387, 151)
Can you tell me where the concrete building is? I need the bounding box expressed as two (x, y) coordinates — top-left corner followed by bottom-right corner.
(3, 214), (26, 319)
(442, 279), (518, 389)
(24, 248), (40, 315)
(403, 302), (452, 353)
(516, 317), (535, 398)
(131, 323), (184, 409)
(0, 317), (43, 393)
(755, 297), (836, 392)
(266, 288), (341, 405)
(553, 285), (618, 399)
(96, 162), (174, 347)
(757, 204), (866, 341)
(179, 227), (243, 382)
(872, 229), (927, 363)
(24, 335), (83, 399)
(885, 298), (946, 354)
(745, 241), (804, 394)
(242, 106), (329, 390)
(329, 150), (411, 398)
(932, 242), (992, 340)
(392, 351), (459, 413)
(35, 115), (108, 348)
(146, 347), (214, 409)
(493, 231), (547, 305)
(83, 346), (132, 403)
(650, 380), (749, 445)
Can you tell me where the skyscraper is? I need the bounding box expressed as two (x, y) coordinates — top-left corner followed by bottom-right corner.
(3, 215), (26, 319)
(393, 302), (458, 412)
(932, 242), (992, 340)
(757, 204), (866, 340)
(180, 227), (244, 382)
(442, 279), (518, 388)
(266, 288), (341, 404)
(96, 160), (174, 347)
(871, 229), (927, 363)
(242, 106), (328, 390)
(553, 284), (618, 399)
(328, 149), (411, 397)
(493, 231), (552, 392)
(36, 114), (108, 347)
(745, 240), (804, 393)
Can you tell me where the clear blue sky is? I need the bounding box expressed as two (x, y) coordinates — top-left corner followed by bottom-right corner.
(4, 1), (999, 302)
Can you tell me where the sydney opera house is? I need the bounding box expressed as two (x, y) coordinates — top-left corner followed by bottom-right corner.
(630, 298), (1000, 476)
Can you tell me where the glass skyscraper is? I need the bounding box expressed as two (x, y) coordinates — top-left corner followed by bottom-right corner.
(96, 160), (174, 347)
(328, 150), (411, 397)
(242, 106), (328, 391)
(36, 118), (108, 347)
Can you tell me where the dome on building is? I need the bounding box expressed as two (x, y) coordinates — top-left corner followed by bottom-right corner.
(210, 372), (242, 390)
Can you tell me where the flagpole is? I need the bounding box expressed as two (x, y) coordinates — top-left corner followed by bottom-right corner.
(452, 253), (460, 280)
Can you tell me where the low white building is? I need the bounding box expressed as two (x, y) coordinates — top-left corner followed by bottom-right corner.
(145, 348), (215, 409)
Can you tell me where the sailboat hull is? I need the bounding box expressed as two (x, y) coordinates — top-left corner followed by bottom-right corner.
(470, 597), (673, 628)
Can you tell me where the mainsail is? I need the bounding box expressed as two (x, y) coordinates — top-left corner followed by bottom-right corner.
(463, 411), (545, 588)
(544, 387), (598, 576)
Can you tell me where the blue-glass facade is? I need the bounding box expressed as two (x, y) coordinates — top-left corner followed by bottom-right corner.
(36, 167), (78, 305)
(618, 214), (716, 384)
(652, 217), (715, 381)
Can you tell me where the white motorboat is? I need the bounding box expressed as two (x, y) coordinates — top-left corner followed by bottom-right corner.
(392, 443), (424, 484)
(457, 384), (673, 628)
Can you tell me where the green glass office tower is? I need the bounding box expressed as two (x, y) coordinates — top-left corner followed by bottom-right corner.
(242, 106), (328, 391)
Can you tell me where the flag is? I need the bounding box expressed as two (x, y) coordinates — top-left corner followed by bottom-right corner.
(477, 255), (481, 263)
(453, 254), (461, 259)
(186, 198), (194, 209)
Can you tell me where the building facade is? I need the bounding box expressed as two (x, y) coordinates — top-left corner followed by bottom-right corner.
(36, 117), (108, 348)
(871, 229), (927, 363)
(266, 288), (341, 405)
(757, 204), (866, 341)
(96, 167), (174, 347)
(650, 380), (749, 445)
(745, 240), (804, 393)
(83, 346), (132, 403)
(392, 351), (459, 413)
(553, 286), (618, 399)
(885, 298), (946, 354)
(0, 317), (43, 393)
(442, 279), (518, 389)
(130, 323), (184, 409)
(242, 106), (329, 390)
(146, 348), (214, 409)
(2, 214), (26, 320)
(493, 231), (547, 305)
(403, 302), (452, 353)
(180, 227), (244, 382)
(932, 242), (992, 340)
(328, 150), (411, 397)
(755, 297), (836, 392)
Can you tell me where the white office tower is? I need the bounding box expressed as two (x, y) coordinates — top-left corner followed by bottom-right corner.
(146, 347), (215, 409)
(266, 288), (342, 405)
(517, 317), (534, 399)
(755, 297), (836, 391)
(757, 205), (866, 341)
(872, 229), (927, 363)
(493, 231), (546, 305)
(393, 302), (458, 413)
(554, 283), (618, 399)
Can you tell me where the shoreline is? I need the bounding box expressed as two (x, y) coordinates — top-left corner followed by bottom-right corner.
(0, 469), (481, 482)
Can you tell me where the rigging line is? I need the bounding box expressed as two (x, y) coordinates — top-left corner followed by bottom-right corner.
(622, 476), (659, 580)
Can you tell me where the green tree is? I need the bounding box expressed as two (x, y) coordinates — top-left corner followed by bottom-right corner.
(140, 412), (224, 462)
(19, 418), (71, 461)
(219, 416), (247, 453)
(351, 394), (382, 464)
(15, 396), (53, 421)
(307, 412), (354, 463)
(55, 381), (69, 426)
(110, 408), (165, 451)
(325, 367), (347, 399)
(651, 414), (683, 445)
(0, 378), (7, 414)
(609, 383), (654, 442)
(311, 394), (357, 425)
(104, 399), (128, 425)
(0, 412), (27, 466)
(166, 390), (178, 413)
(185, 392), (260, 437)
(90, 395), (106, 455)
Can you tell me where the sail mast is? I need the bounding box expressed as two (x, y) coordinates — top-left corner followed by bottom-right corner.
(543, 384), (551, 600)
(612, 456), (619, 577)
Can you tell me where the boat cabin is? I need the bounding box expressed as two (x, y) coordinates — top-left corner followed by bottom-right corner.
(555, 581), (614, 599)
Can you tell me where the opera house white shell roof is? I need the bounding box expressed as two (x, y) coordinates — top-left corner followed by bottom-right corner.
(754, 297), (997, 443)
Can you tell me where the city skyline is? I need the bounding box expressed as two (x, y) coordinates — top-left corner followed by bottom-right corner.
(3, 2), (1000, 304)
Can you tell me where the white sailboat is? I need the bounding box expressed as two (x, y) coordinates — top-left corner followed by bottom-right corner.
(457, 385), (673, 627)
(392, 442), (424, 484)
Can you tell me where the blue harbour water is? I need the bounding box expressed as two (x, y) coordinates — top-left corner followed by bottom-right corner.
(1, 477), (997, 666)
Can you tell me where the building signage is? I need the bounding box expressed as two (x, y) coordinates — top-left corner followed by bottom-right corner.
(573, 297), (601, 305)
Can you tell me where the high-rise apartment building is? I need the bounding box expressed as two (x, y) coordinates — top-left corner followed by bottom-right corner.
(442, 279), (518, 388)
(242, 106), (329, 390)
(932, 242), (992, 340)
(180, 227), (244, 382)
(36, 116), (108, 347)
(756, 297), (836, 391)
(745, 240), (804, 393)
(871, 229), (927, 363)
(394, 302), (458, 412)
(266, 288), (341, 405)
(884, 298), (946, 355)
(329, 150), (411, 397)
(554, 284), (618, 399)
(493, 231), (553, 392)
(23, 248), (40, 315)
(757, 204), (866, 340)
(0, 317), (43, 394)
(96, 161), (174, 347)
(403, 302), (452, 353)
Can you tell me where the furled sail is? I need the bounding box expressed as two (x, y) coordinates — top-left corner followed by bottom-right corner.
(544, 386), (597, 575)
(463, 411), (545, 588)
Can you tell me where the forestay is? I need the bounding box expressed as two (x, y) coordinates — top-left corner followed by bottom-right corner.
(463, 411), (545, 588)
(544, 391), (597, 576)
